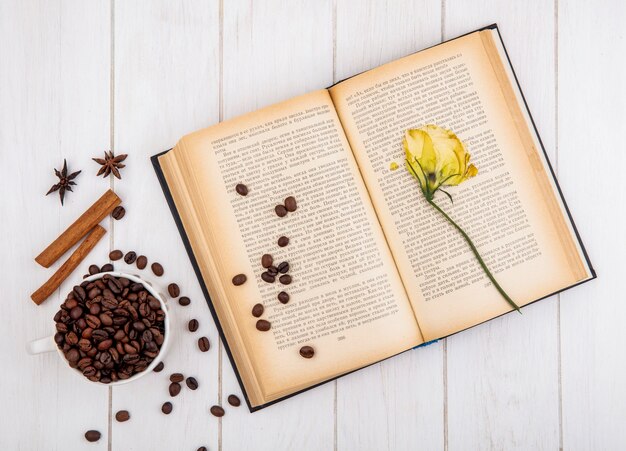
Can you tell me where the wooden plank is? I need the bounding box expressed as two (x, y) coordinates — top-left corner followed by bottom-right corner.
(112, 1), (221, 450)
(0, 0), (111, 449)
(558, 1), (626, 449)
(220, 1), (336, 449)
(444, 1), (561, 449)
(334, 1), (445, 449)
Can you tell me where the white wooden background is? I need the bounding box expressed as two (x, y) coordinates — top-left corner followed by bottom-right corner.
(0, 0), (623, 449)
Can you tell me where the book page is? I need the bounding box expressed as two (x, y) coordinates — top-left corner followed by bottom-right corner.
(159, 90), (422, 406)
(330, 30), (590, 340)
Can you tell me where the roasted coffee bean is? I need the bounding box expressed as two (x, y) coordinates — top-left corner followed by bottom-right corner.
(235, 183), (248, 196)
(161, 402), (173, 414)
(279, 274), (292, 285)
(84, 430), (101, 442)
(89, 264), (100, 275)
(185, 376), (198, 390)
(115, 410), (130, 422)
(169, 382), (181, 397)
(170, 373), (184, 383)
(73, 285), (86, 301)
(277, 291), (290, 304)
(198, 337), (210, 352)
(178, 296), (190, 307)
(232, 274), (247, 286)
(261, 254), (273, 268)
(65, 331), (78, 346)
(136, 255), (147, 270)
(101, 263), (114, 272)
(153, 361), (165, 373)
(299, 345), (315, 359)
(274, 204), (288, 217)
(167, 283), (180, 298)
(124, 251), (137, 264)
(227, 394), (241, 407)
(284, 196), (297, 212)
(251, 303), (264, 317)
(261, 272), (275, 283)
(210, 405), (225, 417)
(109, 250), (123, 261)
(111, 205), (126, 220)
(267, 266), (278, 277)
(198, 447), (208, 451)
(188, 319), (199, 332)
(70, 306), (83, 320)
(151, 262), (164, 276)
(83, 366), (97, 378)
(277, 262), (289, 273)
(277, 236), (289, 247)
(256, 319), (271, 331)
(66, 348), (80, 363)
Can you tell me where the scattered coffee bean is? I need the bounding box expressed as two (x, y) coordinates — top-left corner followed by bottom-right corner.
(251, 303), (264, 317)
(124, 251), (137, 264)
(111, 205), (126, 220)
(188, 319), (199, 332)
(198, 447), (208, 451)
(88, 264), (100, 275)
(198, 336), (210, 352)
(169, 382), (181, 397)
(267, 266), (278, 276)
(115, 410), (130, 422)
(277, 236), (289, 247)
(232, 274), (247, 286)
(277, 291), (290, 304)
(279, 274), (292, 285)
(256, 319), (271, 331)
(261, 254), (273, 268)
(170, 373), (184, 383)
(284, 196), (297, 212)
(101, 263), (114, 272)
(151, 262), (164, 277)
(85, 430), (101, 442)
(210, 405), (225, 417)
(109, 250), (123, 261)
(299, 345), (315, 358)
(161, 402), (173, 414)
(277, 262), (289, 273)
(228, 394), (241, 407)
(178, 296), (191, 306)
(274, 205), (288, 217)
(186, 376), (198, 390)
(261, 272), (275, 283)
(168, 283), (180, 298)
(235, 183), (248, 196)
(54, 274), (166, 383)
(136, 255), (147, 270)
(153, 362), (165, 372)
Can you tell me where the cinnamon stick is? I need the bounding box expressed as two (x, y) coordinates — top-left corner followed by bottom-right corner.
(31, 225), (106, 305)
(35, 189), (120, 268)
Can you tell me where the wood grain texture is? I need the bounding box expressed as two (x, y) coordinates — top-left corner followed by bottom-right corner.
(334, 2), (445, 449)
(0, 0), (619, 449)
(444, 1), (561, 449)
(558, 1), (626, 449)
(112, 1), (221, 450)
(219, 1), (336, 450)
(0, 0), (111, 449)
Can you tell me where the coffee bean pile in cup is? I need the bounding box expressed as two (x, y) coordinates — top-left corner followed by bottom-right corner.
(79, 254), (242, 444)
(233, 186), (315, 359)
(53, 274), (165, 383)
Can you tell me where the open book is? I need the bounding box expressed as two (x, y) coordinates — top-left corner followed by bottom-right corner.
(152, 24), (594, 411)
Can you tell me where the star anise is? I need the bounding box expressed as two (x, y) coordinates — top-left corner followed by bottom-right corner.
(93, 150), (128, 179)
(46, 159), (81, 205)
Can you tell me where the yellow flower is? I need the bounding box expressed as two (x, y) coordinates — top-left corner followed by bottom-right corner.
(403, 124), (477, 199)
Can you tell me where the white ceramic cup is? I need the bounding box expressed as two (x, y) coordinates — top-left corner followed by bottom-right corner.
(27, 271), (171, 386)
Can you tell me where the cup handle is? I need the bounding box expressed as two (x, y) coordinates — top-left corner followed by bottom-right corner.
(27, 335), (57, 355)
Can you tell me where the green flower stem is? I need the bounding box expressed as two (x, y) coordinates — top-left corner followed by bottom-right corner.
(426, 198), (522, 313)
